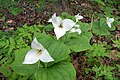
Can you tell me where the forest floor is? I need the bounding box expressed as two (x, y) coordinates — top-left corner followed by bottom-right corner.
(0, 0), (120, 80)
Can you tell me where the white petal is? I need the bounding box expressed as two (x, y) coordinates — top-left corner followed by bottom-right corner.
(50, 14), (62, 28)
(31, 37), (43, 49)
(48, 13), (62, 28)
(107, 17), (114, 23)
(75, 13), (83, 22)
(48, 13), (56, 22)
(22, 49), (40, 64)
(39, 49), (54, 62)
(106, 17), (114, 28)
(107, 23), (112, 28)
(74, 24), (80, 27)
(51, 13), (58, 24)
(70, 28), (81, 35)
(70, 28), (76, 33)
(52, 17), (62, 28)
(52, 13), (57, 19)
(77, 28), (82, 35)
(54, 28), (66, 40)
(62, 19), (76, 31)
(48, 18), (52, 22)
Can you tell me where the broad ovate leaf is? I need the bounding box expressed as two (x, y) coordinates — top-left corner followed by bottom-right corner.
(34, 62), (76, 80)
(92, 18), (115, 35)
(65, 32), (92, 52)
(77, 22), (90, 32)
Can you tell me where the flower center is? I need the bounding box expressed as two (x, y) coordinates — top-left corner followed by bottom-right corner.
(74, 27), (78, 29)
(59, 24), (63, 28)
(37, 49), (42, 55)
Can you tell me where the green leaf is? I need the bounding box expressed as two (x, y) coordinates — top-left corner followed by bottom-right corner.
(47, 40), (70, 64)
(91, 43), (109, 57)
(65, 32), (92, 52)
(0, 39), (6, 48)
(92, 18), (109, 35)
(93, 65), (114, 79)
(0, 66), (12, 77)
(2, 16), (5, 22)
(34, 62), (76, 80)
(61, 12), (76, 21)
(92, 18), (115, 35)
(116, 52), (120, 58)
(10, 7), (23, 16)
(8, 37), (15, 54)
(11, 47), (38, 76)
(112, 38), (120, 48)
(78, 22), (90, 32)
(93, 0), (105, 6)
(44, 24), (54, 31)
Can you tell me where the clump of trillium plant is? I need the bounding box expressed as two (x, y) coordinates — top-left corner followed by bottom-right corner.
(22, 13), (114, 65)
(48, 13), (83, 40)
(0, 9), (116, 80)
(23, 13), (84, 64)
(20, 12), (116, 80)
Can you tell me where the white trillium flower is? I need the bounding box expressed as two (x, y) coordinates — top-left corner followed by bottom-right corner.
(23, 37), (54, 64)
(75, 13), (83, 22)
(48, 13), (62, 29)
(48, 13), (76, 40)
(106, 17), (114, 28)
(70, 25), (81, 35)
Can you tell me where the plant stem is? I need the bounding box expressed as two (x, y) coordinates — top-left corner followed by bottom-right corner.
(45, 63), (48, 68)
(90, 13), (94, 30)
(38, 61), (40, 68)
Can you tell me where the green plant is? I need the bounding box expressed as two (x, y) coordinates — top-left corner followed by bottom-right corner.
(0, 11), (119, 80)
(0, 0), (23, 16)
(112, 38), (120, 48)
(92, 18), (115, 35)
(85, 42), (119, 80)
(86, 43), (109, 58)
(93, 65), (115, 80)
